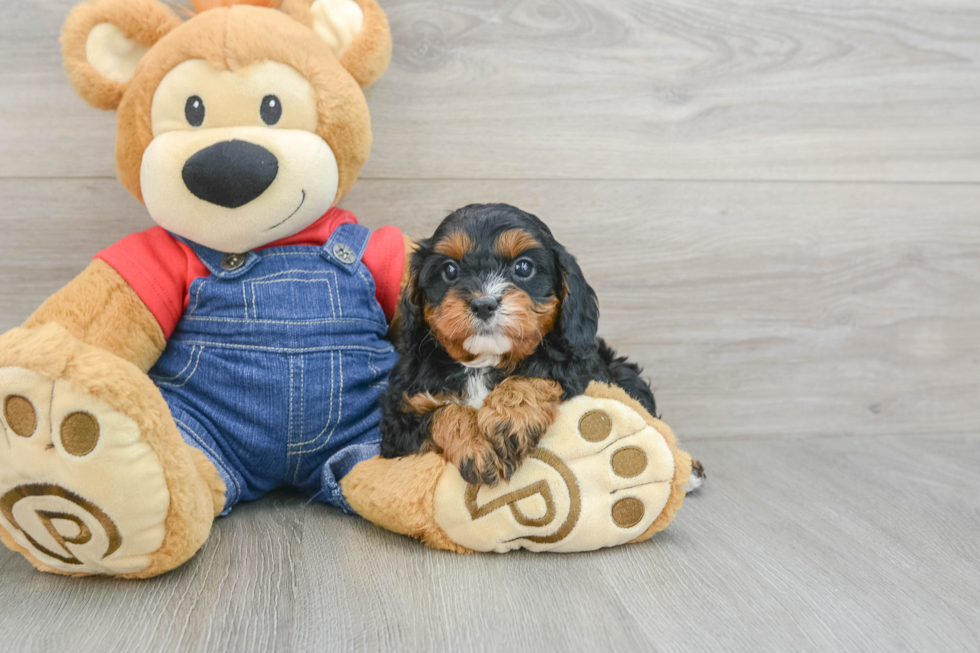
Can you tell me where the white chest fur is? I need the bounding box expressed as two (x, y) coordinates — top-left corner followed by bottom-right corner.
(464, 367), (492, 408)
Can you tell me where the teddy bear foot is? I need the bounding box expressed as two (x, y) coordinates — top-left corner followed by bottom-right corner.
(432, 383), (692, 553)
(0, 325), (221, 577)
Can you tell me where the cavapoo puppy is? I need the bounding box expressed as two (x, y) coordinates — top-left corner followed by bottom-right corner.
(379, 203), (663, 486)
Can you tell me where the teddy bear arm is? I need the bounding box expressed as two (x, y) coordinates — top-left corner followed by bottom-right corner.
(22, 259), (166, 373)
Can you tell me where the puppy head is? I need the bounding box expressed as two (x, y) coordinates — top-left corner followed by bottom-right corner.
(400, 203), (599, 368)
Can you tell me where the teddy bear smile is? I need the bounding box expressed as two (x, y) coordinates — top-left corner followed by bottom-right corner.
(265, 189), (306, 231)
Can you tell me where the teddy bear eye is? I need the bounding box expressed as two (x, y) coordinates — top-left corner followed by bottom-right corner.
(184, 95), (205, 127)
(260, 95), (282, 126)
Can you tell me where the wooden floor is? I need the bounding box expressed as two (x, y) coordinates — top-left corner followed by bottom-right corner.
(1, 0), (979, 651)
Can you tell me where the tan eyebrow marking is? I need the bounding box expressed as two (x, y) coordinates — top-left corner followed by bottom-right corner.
(434, 230), (475, 259)
(495, 229), (541, 258)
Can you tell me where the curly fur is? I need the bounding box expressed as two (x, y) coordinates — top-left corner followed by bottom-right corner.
(380, 203), (658, 484)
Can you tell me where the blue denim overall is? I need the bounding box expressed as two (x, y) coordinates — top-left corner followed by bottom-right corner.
(148, 224), (398, 515)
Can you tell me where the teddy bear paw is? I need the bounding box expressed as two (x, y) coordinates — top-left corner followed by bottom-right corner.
(0, 366), (170, 575)
(432, 394), (682, 553)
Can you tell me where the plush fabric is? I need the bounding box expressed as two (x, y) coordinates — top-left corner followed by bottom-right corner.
(62, 0), (182, 110)
(0, 0), (695, 578)
(24, 260), (167, 373)
(0, 324), (221, 577)
(345, 382), (691, 554)
(94, 209), (404, 337)
(110, 5), (373, 206)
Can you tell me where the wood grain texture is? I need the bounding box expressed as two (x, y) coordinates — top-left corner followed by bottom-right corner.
(2, 0), (980, 181)
(1, 435), (977, 653)
(2, 0), (979, 650)
(2, 178), (977, 441)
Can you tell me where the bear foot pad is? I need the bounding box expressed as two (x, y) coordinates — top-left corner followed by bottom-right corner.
(433, 395), (676, 553)
(0, 367), (170, 575)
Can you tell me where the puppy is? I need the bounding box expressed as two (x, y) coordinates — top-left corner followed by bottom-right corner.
(380, 203), (662, 486)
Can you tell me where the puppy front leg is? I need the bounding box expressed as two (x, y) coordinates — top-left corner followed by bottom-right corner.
(477, 377), (563, 480)
(401, 394), (507, 486)
(432, 404), (510, 486)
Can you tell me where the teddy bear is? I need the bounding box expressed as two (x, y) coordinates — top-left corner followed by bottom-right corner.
(0, 0), (695, 578)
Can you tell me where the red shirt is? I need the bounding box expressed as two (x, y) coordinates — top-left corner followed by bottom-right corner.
(96, 208), (404, 339)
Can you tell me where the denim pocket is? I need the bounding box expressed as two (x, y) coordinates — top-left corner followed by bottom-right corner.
(247, 270), (340, 322)
(150, 344), (205, 388)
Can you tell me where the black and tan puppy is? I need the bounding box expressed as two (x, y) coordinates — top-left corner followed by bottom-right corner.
(380, 203), (660, 486)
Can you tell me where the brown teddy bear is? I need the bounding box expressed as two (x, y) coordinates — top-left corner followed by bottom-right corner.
(0, 0), (694, 578)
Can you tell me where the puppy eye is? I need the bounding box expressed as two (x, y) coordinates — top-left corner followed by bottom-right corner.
(185, 96), (205, 127)
(260, 95), (282, 126)
(513, 259), (535, 280)
(442, 261), (459, 282)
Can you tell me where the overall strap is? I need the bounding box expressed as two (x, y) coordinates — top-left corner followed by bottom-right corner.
(174, 235), (263, 280)
(321, 222), (372, 275)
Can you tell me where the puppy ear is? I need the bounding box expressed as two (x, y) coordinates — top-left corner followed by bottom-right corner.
(395, 241), (430, 352)
(61, 0), (181, 110)
(555, 243), (599, 357)
(283, 0), (391, 88)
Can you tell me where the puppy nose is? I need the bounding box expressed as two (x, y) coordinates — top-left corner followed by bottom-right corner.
(470, 297), (498, 321)
(182, 140), (279, 208)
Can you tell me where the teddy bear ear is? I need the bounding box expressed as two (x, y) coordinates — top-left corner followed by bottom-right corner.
(284, 0), (392, 88)
(61, 0), (182, 110)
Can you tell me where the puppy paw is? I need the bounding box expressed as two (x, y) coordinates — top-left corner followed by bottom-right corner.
(477, 377), (562, 479)
(431, 404), (506, 486)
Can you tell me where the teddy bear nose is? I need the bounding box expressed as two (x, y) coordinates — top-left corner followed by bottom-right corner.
(182, 140), (279, 209)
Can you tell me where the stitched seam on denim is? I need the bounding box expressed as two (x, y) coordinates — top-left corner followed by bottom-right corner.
(173, 416), (242, 501)
(180, 317), (380, 326)
(150, 345), (198, 382)
(356, 265), (389, 326)
(245, 269), (339, 283)
(288, 351), (334, 451)
(164, 341), (393, 353)
(287, 355), (296, 481)
(295, 355), (306, 483)
(189, 280), (207, 316)
(150, 347), (204, 388)
(335, 277), (343, 318)
(243, 282), (249, 320)
(251, 278), (338, 319)
(289, 351), (341, 453)
(259, 252), (320, 258)
(367, 352), (388, 390)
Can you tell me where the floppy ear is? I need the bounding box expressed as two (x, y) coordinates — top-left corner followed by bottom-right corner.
(554, 243), (600, 357)
(61, 0), (181, 110)
(283, 0), (392, 88)
(394, 241), (430, 354)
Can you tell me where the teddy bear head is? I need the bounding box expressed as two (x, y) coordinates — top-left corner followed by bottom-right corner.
(61, 0), (391, 253)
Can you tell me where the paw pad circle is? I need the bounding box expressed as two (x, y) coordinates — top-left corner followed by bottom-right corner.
(610, 446), (648, 478)
(578, 410), (612, 442)
(3, 395), (36, 437)
(60, 412), (100, 457)
(611, 497), (645, 528)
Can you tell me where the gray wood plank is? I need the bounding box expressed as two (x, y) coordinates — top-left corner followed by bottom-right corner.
(1, 434), (977, 652)
(0, 492), (305, 653)
(3, 0), (980, 182)
(2, 178), (977, 441)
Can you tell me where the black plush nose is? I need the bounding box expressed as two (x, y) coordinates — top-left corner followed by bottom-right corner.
(182, 140), (278, 209)
(470, 297), (498, 321)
